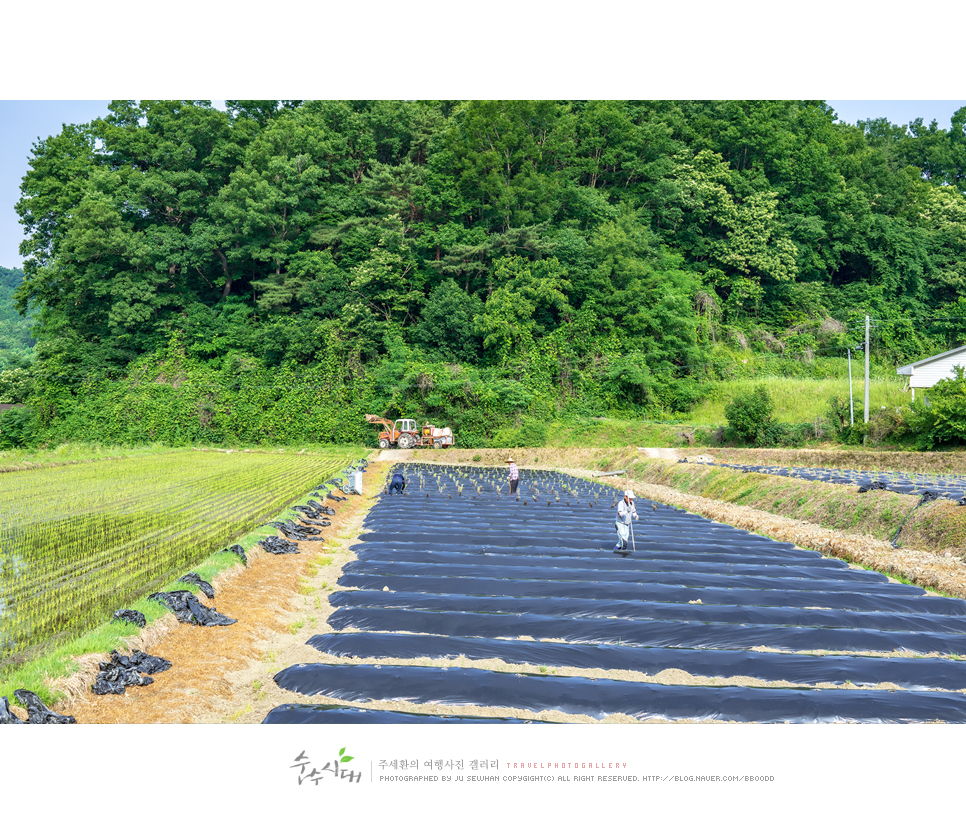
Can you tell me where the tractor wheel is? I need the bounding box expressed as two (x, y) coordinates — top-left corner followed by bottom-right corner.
(398, 434), (413, 449)
(433, 439), (442, 449)
(378, 439), (389, 449)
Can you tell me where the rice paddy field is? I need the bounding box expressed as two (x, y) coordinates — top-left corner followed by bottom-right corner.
(0, 448), (359, 663)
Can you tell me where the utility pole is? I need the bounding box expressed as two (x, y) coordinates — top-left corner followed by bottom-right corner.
(847, 347), (854, 426)
(864, 315), (870, 424)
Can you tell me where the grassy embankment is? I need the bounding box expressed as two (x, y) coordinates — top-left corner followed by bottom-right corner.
(542, 373), (910, 450)
(0, 546), (245, 706)
(686, 375), (909, 426)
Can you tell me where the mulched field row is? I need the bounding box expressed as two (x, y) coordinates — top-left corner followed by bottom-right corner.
(685, 459), (966, 503)
(267, 463), (966, 724)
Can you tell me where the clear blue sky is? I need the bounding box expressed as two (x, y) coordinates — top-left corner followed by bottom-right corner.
(826, 100), (966, 129)
(2, 99), (965, 270)
(2, 100), (113, 269)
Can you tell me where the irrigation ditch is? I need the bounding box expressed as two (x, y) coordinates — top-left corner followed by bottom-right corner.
(24, 448), (966, 725)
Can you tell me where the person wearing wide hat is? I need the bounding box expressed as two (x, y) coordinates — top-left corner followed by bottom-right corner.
(614, 489), (639, 555)
(506, 457), (519, 495)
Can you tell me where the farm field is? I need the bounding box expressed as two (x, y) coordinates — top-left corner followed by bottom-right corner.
(686, 459), (966, 501)
(267, 462), (966, 724)
(0, 447), (359, 665)
(10, 445), (966, 729)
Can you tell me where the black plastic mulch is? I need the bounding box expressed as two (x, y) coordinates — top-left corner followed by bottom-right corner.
(685, 460), (966, 503)
(6, 689), (77, 724)
(273, 663), (966, 724)
(178, 572), (215, 599)
(148, 590), (236, 626)
(91, 649), (172, 695)
(1, 696), (24, 723)
(266, 462), (966, 724)
(112, 608), (147, 627)
(259, 536), (300, 555)
(309, 631), (966, 691)
(263, 703), (551, 724)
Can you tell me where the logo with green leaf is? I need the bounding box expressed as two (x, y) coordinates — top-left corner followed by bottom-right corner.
(339, 747), (354, 764)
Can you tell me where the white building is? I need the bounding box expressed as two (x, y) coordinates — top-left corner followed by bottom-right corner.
(896, 345), (966, 400)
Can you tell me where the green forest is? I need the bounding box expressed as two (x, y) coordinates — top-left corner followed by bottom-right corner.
(4, 99), (966, 449)
(0, 266), (34, 363)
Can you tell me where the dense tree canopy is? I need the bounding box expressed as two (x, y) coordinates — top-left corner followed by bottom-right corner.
(9, 100), (966, 445)
(0, 266), (33, 367)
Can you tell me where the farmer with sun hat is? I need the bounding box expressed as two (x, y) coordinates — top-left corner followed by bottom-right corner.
(506, 457), (519, 495)
(614, 489), (639, 555)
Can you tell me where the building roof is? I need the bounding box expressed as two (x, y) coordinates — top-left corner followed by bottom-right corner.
(896, 344), (966, 376)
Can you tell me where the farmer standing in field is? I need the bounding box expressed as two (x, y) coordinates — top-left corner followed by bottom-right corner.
(507, 457), (519, 495)
(614, 489), (639, 555)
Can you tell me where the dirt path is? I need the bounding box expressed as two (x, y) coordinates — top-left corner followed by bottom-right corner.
(374, 449), (414, 462)
(638, 447), (681, 461)
(47, 455), (966, 724)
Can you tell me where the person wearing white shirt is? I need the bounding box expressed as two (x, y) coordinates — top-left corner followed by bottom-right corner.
(614, 489), (639, 555)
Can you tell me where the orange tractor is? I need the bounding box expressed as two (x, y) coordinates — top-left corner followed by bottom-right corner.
(365, 414), (455, 449)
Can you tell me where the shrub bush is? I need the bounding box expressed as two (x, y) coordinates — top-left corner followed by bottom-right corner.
(906, 368), (966, 449)
(723, 385), (776, 446)
(489, 417), (549, 448)
(0, 406), (35, 449)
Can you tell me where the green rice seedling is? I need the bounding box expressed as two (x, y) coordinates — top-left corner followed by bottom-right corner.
(0, 448), (361, 663)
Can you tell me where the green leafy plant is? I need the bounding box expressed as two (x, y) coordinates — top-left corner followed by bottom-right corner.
(724, 385), (780, 446)
(906, 367), (966, 449)
(0, 406), (35, 449)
